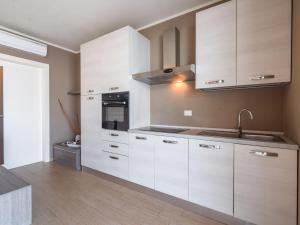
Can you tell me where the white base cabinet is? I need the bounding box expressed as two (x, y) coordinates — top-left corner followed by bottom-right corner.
(81, 95), (104, 171)
(234, 144), (297, 225)
(101, 152), (129, 180)
(154, 136), (189, 200)
(189, 140), (233, 215)
(129, 133), (155, 189)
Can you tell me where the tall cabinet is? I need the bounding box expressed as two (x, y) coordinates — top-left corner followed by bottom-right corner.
(80, 26), (150, 174)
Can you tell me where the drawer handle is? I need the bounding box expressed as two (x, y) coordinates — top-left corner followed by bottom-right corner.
(109, 155), (119, 160)
(88, 97), (94, 100)
(199, 144), (220, 150)
(88, 89), (94, 93)
(249, 75), (275, 81)
(205, 80), (224, 85)
(249, 150), (278, 157)
(163, 140), (178, 144)
(110, 133), (119, 137)
(136, 136), (147, 140)
(109, 144), (119, 148)
(109, 87), (119, 91)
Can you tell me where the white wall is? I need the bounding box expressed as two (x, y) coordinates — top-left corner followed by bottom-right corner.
(1, 60), (44, 169)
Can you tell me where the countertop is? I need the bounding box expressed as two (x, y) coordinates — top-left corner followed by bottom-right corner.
(0, 166), (30, 195)
(129, 126), (299, 151)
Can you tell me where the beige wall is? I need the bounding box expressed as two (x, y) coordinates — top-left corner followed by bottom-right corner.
(0, 45), (80, 158)
(140, 10), (284, 131)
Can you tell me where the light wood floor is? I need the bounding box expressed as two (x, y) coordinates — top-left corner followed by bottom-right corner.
(11, 162), (224, 225)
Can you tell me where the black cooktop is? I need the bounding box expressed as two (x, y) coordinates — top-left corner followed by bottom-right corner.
(138, 127), (187, 134)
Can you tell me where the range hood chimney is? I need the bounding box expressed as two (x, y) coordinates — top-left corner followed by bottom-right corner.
(132, 27), (195, 85)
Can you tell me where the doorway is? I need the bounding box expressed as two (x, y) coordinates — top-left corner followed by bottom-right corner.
(0, 54), (50, 169)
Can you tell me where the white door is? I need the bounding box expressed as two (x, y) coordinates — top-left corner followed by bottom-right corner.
(155, 136), (189, 200)
(129, 133), (155, 189)
(196, 0), (236, 89)
(81, 95), (104, 170)
(237, 0), (291, 85)
(189, 139), (234, 215)
(2, 61), (43, 169)
(234, 144), (297, 225)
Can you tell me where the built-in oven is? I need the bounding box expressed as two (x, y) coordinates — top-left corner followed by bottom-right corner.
(102, 92), (129, 131)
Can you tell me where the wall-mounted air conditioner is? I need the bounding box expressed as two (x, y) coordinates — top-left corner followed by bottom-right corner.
(0, 29), (47, 57)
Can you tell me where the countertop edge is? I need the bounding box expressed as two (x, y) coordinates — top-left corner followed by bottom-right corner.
(128, 129), (299, 151)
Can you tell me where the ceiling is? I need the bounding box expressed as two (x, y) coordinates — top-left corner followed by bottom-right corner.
(0, 0), (213, 52)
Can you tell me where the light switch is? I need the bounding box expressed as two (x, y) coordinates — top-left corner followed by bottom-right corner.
(184, 110), (192, 117)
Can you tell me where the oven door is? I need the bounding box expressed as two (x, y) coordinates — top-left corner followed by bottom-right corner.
(102, 100), (129, 131)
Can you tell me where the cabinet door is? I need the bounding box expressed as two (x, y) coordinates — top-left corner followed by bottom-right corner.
(237, 0), (291, 85)
(196, 0), (236, 89)
(155, 136), (188, 200)
(81, 95), (103, 170)
(101, 152), (129, 180)
(234, 145), (297, 225)
(80, 41), (103, 95)
(98, 27), (130, 93)
(129, 133), (155, 189)
(189, 140), (233, 215)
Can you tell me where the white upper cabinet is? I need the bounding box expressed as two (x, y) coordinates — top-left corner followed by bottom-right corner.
(237, 0), (291, 86)
(189, 139), (234, 215)
(196, 0), (237, 89)
(196, 0), (291, 89)
(81, 26), (150, 94)
(234, 144), (297, 225)
(154, 136), (189, 200)
(81, 39), (103, 95)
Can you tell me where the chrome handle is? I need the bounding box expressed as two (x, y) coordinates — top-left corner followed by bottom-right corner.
(103, 101), (126, 105)
(109, 87), (119, 91)
(110, 133), (119, 137)
(163, 140), (178, 144)
(199, 144), (220, 150)
(109, 145), (119, 148)
(109, 155), (119, 160)
(249, 75), (275, 81)
(136, 136), (147, 140)
(87, 97), (94, 100)
(249, 150), (278, 157)
(205, 80), (224, 85)
(87, 89), (94, 93)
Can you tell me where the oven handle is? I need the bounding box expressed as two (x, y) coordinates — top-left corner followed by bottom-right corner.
(103, 101), (127, 106)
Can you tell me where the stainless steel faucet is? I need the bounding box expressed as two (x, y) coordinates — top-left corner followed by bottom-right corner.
(238, 109), (254, 137)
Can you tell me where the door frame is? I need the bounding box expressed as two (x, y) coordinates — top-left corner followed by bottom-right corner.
(0, 53), (50, 163)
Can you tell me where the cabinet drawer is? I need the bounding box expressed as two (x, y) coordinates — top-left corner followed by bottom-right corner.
(103, 141), (128, 156)
(102, 130), (129, 144)
(102, 152), (129, 180)
(189, 139), (233, 215)
(234, 144), (297, 225)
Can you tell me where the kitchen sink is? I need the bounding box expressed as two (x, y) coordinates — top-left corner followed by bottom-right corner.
(240, 133), (285, 142)
(197, 130), (285, 143)
(197, 130), (239, 138)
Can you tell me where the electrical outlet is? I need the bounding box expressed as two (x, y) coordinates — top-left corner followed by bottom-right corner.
(184, 110), (192, 117)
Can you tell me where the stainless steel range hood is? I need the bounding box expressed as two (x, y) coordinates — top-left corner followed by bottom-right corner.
(132, 27), (195, 85)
